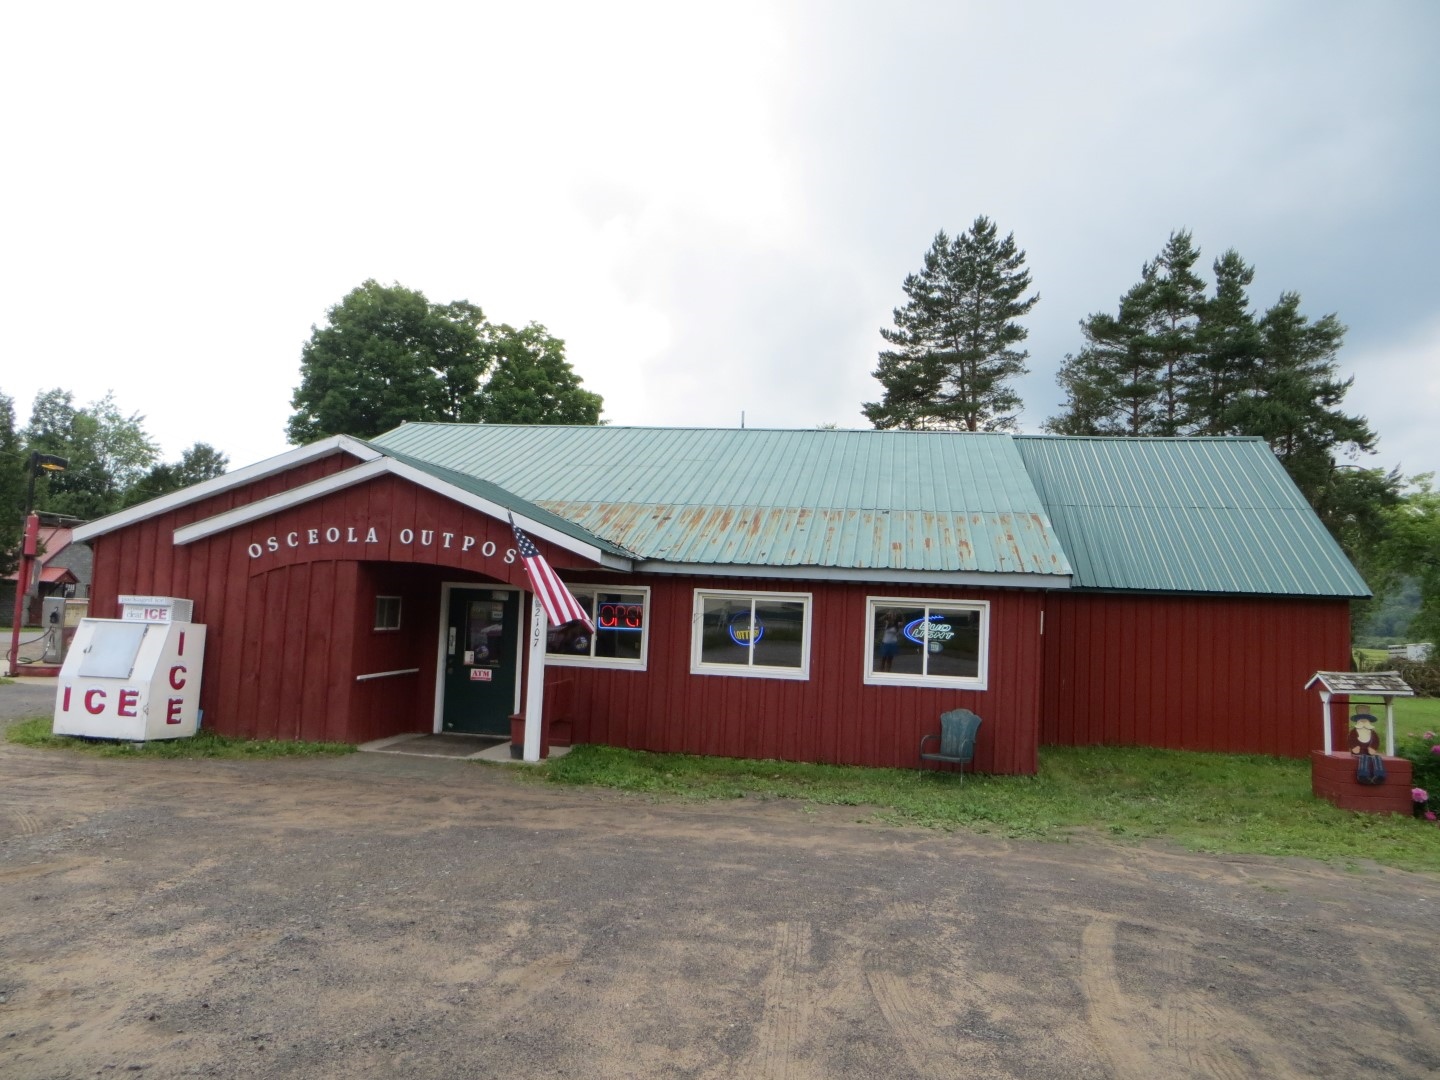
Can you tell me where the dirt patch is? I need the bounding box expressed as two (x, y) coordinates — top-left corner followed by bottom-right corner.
(1, 707), (1438, 1078)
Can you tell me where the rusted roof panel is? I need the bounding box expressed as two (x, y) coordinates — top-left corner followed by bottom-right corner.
(370, 425), (1072, 576)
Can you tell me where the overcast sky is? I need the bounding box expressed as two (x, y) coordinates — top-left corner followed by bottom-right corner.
(4, 1), (1437, 484)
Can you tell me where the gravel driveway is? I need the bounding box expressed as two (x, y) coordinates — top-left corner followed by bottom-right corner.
(1, 683), (1438, 1079)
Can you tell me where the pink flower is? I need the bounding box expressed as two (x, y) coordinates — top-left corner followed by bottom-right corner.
(1429, 812), (1439, 822)
(1432, 745), (1440, 756)
(1426, 732), (1437, 740)
(1415, 788), (1431, 803)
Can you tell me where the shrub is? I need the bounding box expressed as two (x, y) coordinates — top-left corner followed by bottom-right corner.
(1394, 658), (1440, 697)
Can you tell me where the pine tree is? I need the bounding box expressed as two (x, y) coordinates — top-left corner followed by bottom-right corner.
(1045, 282), (1155, 435)
(1229, 293), (1374, 506)
(1191, 250), (1262, 435)
(1046, 231), (1205, 436)
(1047, 234), (1380, 530)
(1139, 231), (1207, 436)
(864, 217), (1038, 432)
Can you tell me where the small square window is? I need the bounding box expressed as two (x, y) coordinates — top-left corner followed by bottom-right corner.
(374, 595), (402, 631)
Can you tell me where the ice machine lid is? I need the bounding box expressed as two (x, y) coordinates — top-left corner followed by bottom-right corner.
(77, 622), (150, 679)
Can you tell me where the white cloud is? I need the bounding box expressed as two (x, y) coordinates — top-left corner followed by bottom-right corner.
(1344, 317), (1440, 480)
(1, 0), (1436, 482)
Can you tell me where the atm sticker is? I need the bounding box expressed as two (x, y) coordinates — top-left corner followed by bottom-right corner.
(469, 668), (492, 681)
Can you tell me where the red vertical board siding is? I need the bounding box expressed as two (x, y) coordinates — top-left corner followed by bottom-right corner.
(1039, 593), (1351, 757)
(302, 560), (336, 741)
(552, 577), (1044, 774)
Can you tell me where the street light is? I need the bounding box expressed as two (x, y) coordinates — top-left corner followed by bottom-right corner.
(8, 452), (69, 676)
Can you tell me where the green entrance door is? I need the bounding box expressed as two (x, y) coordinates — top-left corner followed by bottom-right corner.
(441, 587), (522, 735)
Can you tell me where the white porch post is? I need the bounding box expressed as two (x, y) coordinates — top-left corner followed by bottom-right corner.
(524, 596), (547, 762)
(1320, 690), (1332, 754)
(1385, 697), (1396, 758)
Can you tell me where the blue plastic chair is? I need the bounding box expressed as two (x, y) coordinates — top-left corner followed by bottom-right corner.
(919, 709), (981, 778)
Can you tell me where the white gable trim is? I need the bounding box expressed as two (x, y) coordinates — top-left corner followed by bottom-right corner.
(172, 455), (631, 570)
(73, 436), (381, 543)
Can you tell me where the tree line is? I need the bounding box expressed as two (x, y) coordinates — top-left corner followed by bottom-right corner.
(0, 389), (230, 576)
(4, 252), (1433, 645)
(866, 216), (1435, 643)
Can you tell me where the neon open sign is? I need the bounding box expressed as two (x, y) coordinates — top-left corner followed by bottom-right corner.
(597, 603), (644, 631)
(728, 612), (764, 646)
(903, 614), (955, 645)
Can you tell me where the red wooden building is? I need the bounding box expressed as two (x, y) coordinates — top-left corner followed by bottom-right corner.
(72, 427), (1367, 773)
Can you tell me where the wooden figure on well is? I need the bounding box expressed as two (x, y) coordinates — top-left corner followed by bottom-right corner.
(1349, 709), (1387, 785)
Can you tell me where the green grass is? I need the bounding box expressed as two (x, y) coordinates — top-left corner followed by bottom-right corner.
(4, 716), (355, 759)
(1398, 695), (1440, 728)
(525, 698), (1440, 875)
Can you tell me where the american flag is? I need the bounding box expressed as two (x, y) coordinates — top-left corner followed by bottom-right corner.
(511, 520), (595, 632)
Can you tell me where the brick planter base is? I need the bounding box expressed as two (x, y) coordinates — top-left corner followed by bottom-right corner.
(1311, 751), (1414, 814)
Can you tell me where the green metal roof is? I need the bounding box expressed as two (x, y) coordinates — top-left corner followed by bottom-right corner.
(369, 425), (1071, 577)
(1013, 436), (1371, 596)
(368, 425), (1368, 596)
(362, 441), (637, 559)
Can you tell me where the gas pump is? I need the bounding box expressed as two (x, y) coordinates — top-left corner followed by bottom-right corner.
(40, 596), (87, 664)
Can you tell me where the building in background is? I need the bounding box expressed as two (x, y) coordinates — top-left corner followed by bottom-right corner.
(2, 518), (91, 626)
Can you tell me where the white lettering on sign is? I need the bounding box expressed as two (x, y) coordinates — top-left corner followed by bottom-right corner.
(247, 522), (517, 566)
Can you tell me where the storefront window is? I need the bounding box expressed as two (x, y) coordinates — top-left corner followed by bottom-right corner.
(692, 590), (811, 679)
(866, 598), (988, 689)
(545, 587), (649, 668)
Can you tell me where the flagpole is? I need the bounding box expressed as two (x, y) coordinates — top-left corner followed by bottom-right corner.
(523, 595), (547, 763)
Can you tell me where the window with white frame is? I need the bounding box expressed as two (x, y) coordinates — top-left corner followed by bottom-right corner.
(691, 589), (811, 679)
(373, 595), (402, 631)
(544, 586), (650, 668)
(865, 597), (988, 689)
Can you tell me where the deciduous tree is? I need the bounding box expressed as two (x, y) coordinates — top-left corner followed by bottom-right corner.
(287, 281), (488, 443)
(287, 281), (604, 441)
(0, 392), (25, 576)
(24, 390), (159, 520)
(474, 323), (604, 425)
(123, 443), (230, 507)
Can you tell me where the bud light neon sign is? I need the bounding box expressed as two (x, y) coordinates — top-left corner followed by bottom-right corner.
(903, 614), (955, 645)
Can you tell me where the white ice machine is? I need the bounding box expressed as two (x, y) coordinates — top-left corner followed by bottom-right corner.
(53, 596), (207, 741)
